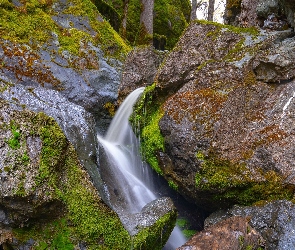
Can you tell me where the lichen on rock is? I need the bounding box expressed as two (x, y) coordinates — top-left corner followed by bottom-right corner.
(131, 21), (295, 212)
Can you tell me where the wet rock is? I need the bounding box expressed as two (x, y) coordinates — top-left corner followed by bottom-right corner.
(178, 216), (265, 250)
(120, 197), (177, 236)
(0, 99), (67, 229)
(0, 77), (105, 198)
(118, 46), (166, 104)
(203, 200), (295, 250)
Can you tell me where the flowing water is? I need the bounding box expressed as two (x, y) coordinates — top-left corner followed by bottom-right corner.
(97, 87), (186, 249)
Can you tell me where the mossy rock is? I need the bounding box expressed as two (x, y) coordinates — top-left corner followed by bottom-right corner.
(0, 0), (130, 59)
(0, 98), (177, 249)
(130, 21), (295, 212)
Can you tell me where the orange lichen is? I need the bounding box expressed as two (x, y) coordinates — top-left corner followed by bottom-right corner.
(0, 41), (60, 87)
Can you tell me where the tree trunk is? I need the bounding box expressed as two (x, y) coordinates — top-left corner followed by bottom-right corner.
(191, 0), (197, 20)
(121, 0), (129, 39)
(207, 0), (215, 21)
(139, 0), (154, 45)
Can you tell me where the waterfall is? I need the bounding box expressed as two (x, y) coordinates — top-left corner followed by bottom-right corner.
(97, 87), (186, 249)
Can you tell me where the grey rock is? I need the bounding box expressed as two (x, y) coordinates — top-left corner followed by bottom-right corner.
(205, 200), (295, 250)
(118, 46), (166, 103)
(140, 22), (295, 211)
(120, 197), (176, 236)
(0, 76), (105, 199)
(256, 0), (279, 18)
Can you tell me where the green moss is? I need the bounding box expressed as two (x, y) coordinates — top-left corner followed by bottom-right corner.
(168, 180), (178, 190)
(0, 0), (130, 60)
(195, 151), (295, 206)
(141, 108), (164, 174)
(33, 114), (68, 185)
(63, 0), (130, 59)
(132, 210), (177, 250)
(58, 28), (92, 55)
(12, 111), (176, 249)
(0, 3), (56, 45)
(7, 121), (21, 149)
(14, 219), (74, 250)
(21, 152), (30, 165)
(195, 20), (259, 36)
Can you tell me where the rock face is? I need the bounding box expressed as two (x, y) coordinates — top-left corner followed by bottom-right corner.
(0, 75), (104, 197)
(201, 200), (295, 250)
(178, 216), (265, 250)
(118, 46), (166, 104)
(0, 0), (130, 134)
(226, 0), (295, 29)
(180, 200), (295, 250)
(133, 20), (295, 211)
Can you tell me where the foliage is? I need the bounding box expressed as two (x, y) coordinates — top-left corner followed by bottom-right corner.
(103, 0), (191, 49)
(168, 180), (178, 190)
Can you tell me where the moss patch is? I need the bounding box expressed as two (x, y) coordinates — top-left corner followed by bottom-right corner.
(131, 84), (165, 174)
(7, 109), (176, 249)
(195, 151), (295, 206)
(0, 0), (130, 60)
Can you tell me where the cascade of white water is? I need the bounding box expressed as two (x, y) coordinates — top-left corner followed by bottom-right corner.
(97, 87), (186, 249)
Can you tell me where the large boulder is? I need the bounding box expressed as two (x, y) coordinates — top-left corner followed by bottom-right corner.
(0, 0), (131, 133)
(180, 200), (295, 250)
(134, 20), (295, 211)
(178, 216), (265, 250)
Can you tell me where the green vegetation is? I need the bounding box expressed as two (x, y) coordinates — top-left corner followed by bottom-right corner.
(132, 211), (177, 250)
(168, 180), (178, 190)
(0, 0), (130, 59)
(195, 20), (259, 36)
(141, 108), (164, 174)
(7, 121), (21, 149)
(176, 218), (196, 239)
(195, 151), (295, 206)
(95, 0), (191, 49)
(7, 109), (176, 249)
(131, 83), (165, 174)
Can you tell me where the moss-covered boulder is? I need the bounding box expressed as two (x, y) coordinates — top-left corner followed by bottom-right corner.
(133, 21), (295, 211)
(0, 97), (177, 249)
(0, 0), (131, 131)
